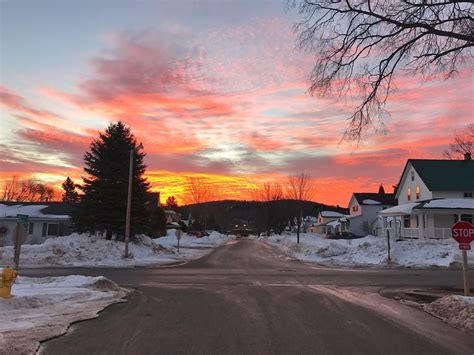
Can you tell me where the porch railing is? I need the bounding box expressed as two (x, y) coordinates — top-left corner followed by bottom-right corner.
(385, 227), (452, 239)
(432, 228), (452, 239)
(403, 228), (419, 238)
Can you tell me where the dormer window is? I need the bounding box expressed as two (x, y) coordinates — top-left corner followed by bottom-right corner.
(407, 188), (412, 201)
(410, 171), (415, 181)
(416, 186), (420, 200)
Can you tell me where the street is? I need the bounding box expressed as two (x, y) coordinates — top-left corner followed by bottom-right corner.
(27, 239), (474, 355)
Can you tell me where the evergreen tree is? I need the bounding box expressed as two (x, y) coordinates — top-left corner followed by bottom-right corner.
(378, 184), (385, 194)
(150, 206), (167, 238)
(165, 195), (178, 210)
(74, 121), (150, 240)
(62, 177), (79, 203)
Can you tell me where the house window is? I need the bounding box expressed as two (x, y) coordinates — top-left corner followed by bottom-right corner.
(352, 205), (358, 213)
(411, 171), (414, 181)
(47, 223), (59, 236)
(407, 188), (411, 201)
(28, 222), (34, 235)
(416, 186), (420, 200)
(403, 215), (410, 228)
(464, 192), (473, 198)
(461, 214), (473, 224)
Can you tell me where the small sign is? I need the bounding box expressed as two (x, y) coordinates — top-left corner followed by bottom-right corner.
(175, 229), (182, 240)
(16, 214), (29, 225)
(459, 243), (471, 251)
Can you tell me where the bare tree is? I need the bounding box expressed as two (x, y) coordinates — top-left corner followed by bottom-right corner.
(293, 0), (473, 140)
(252, 181), (284, 235)
(252, 181), (284, 202)
(287, 172), (315, 243)
(185, 177), (216, 205)
(185, 176), (217, 231)
(443, 123), (474, 159)
(1, 176), (60, 202)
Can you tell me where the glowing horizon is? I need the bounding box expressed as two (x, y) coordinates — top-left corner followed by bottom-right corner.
(1, 1), (472, 207)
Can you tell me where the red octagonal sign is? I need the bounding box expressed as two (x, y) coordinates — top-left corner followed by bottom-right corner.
(452, 221), (474, 249)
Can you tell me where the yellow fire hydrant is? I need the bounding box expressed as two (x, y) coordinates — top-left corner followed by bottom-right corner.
(0, 267), (18, 299)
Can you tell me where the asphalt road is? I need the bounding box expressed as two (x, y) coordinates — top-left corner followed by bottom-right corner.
(31, 239), (473, 355)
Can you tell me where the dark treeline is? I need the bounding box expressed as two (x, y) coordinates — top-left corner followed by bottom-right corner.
(177, 199), (347, 234)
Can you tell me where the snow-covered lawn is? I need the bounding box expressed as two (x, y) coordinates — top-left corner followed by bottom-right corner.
(425, 295), (474, 333)
(259, 233), (474, 268)
(0, 275), (128, 354)
(0, 231), (233, 268)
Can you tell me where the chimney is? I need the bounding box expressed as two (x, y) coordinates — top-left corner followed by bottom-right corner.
(465, 152), (472, 161)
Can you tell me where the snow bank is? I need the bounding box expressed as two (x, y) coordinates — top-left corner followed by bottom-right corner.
(263, 233), (474, 268)
(424, 295), (474, 333)
(0, 232), (233, 268)
(0, 275), (128, 353)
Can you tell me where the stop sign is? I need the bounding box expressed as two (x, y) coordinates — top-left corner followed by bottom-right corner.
(452, 221), (474, 250)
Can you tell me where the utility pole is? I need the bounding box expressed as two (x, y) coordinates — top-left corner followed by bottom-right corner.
(124, 149), (133, 258)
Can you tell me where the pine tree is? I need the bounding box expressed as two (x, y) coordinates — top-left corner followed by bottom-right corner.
(74, 121), (150, 240)
(378, 184), (385, 194)
(165, 196), (178, 210)
(62, 177), (79, 203)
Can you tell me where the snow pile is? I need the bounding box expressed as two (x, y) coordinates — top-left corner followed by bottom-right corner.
(0, 232), (232, 268)
(0, 275), (128, 354)
(424, 295), (474, 333)
(263, 233), (474, 267)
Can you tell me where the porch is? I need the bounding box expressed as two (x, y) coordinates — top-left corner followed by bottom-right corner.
(379, 199), (473, 240)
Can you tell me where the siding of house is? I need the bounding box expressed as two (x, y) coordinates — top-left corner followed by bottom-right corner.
(348, 196), (362, 217)
(0, 218), (72, 246)
(397, 163), (433, 204)
(432, 191), (469, 199)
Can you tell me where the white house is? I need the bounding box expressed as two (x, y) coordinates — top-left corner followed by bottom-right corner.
(379, 157), (474, 239)
(0, 202), (73, 246)
(307, 211), (347, 234)
(347, 191), (397, 236)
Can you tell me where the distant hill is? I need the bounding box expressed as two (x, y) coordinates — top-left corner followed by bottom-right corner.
(176, 199), (347, 233)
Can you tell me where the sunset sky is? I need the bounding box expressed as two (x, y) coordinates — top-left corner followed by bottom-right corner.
(1, 0), (472, 207)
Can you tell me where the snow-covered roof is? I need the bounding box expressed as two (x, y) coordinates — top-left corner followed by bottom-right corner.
(320, 211), (345, 218)
(378, 202), (420, 216)
(362, 199), (382, 205)
(326, 220), (340, 227)
(379, 198), (474, 216)
(418, 198), (474, 210)
(0, 204), (70, 219)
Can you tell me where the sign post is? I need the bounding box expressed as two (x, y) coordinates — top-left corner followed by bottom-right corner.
(451, 221), (474, 296)
(14, 214), (29, 269)
(175, 229), (182, 253)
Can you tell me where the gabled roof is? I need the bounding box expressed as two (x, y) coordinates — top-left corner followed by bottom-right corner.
(319, 210), (345, 218)
(396, 159), (474, 198)
(0, 202), (73, 218)
(353, 193), (397, 206)
(379, 198), (474, 216)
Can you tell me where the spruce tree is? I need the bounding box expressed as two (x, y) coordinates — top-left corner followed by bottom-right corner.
(62, 177), (79, 203)
(74, 121), (150, 240)
(378, 184), (385, 194)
